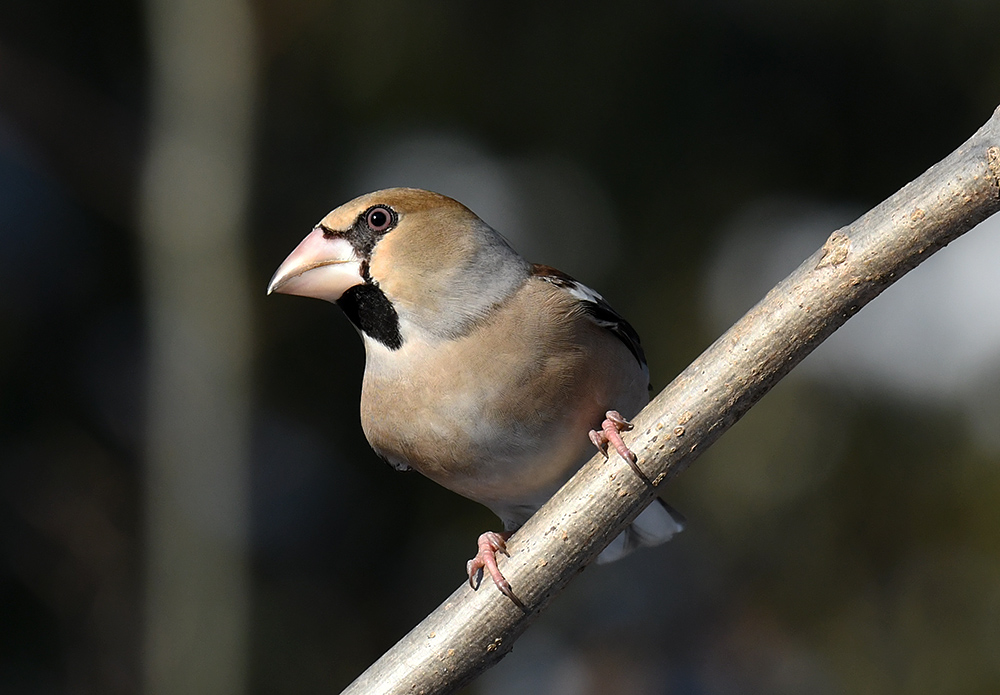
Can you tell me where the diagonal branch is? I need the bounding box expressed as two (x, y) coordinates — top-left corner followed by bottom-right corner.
(341, 105), (1000, 695)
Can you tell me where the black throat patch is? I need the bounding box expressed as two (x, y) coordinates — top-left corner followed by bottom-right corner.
(337, 283), (403, 350)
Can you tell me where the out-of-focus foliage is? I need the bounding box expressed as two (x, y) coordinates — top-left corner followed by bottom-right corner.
(1, 1), (999, 693)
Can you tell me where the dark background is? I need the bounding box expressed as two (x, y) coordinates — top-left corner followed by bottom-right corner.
(3, 1), (1000, 693)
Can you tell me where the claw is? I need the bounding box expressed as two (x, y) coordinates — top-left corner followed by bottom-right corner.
(589, 410), (651, 485)
(589, 429), (609, 459)
(605, 410), (633, 431)
(467, 531), (523, 608)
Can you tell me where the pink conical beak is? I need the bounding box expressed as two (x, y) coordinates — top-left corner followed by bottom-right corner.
(267, 229), (363, 303)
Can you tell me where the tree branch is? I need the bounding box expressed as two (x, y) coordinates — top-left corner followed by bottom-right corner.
(341, 106), (1000, 695)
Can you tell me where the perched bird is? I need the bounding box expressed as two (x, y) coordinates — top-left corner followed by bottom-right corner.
(268, 188), (682, 600)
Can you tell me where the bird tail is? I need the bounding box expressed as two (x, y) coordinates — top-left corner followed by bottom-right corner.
(596, 498), (685, 564)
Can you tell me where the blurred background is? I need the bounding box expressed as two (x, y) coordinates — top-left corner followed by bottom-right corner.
(2, 1), (1000, 693)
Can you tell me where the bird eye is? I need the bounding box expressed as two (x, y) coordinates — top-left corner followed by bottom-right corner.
(365, 206), (394, 232)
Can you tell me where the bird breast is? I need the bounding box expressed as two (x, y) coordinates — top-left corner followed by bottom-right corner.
(358, 279), (648, 514)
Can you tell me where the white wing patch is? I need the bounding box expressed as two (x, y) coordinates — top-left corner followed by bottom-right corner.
(562, 280), (605, 306)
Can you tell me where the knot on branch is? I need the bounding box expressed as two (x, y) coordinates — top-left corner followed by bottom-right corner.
(988, 146), (1000, 194)
(816, 230), (851, 268)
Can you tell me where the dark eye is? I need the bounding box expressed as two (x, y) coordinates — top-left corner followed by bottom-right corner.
(365, 206), (394, 232)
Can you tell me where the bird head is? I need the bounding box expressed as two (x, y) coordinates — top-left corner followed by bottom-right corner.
(268, 188), (530, 350)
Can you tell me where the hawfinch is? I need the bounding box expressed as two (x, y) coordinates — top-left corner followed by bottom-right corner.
(268, 188), (682, 600)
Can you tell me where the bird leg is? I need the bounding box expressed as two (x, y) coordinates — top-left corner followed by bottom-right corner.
(589, 410), (650, 484)
(467, 530), (516, 600)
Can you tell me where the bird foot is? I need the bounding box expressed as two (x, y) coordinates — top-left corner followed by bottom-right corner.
(589, 410), (636, 461)
(467, 531), (518, 602)
(589, 410), (650, 483)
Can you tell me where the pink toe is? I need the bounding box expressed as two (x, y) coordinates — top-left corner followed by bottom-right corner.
(467, 531), (516, 601)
